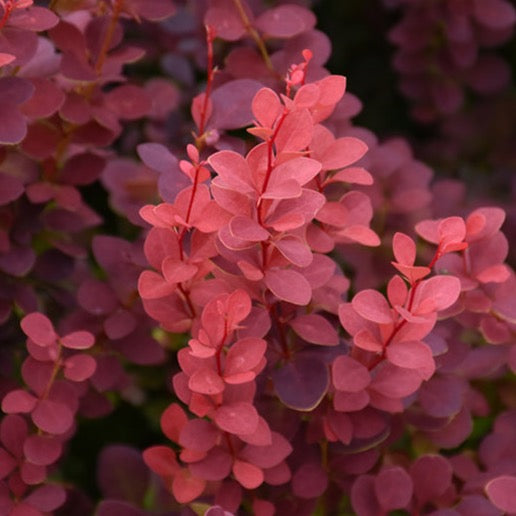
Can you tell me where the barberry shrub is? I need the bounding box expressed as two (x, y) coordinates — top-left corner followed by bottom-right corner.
(0, 1), (514, 515)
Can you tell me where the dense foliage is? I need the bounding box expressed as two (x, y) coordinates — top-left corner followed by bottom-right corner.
(0, 1), (515, 515)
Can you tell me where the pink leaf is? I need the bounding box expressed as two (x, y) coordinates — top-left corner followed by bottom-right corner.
(273, 236), (313, 267)
(63, 354), (96, 382)
(386, 340), (435, 380)
(20, 312), (56, 346)
(332, 355), (370, 392)
(252, 88), (282, 129)
(473, 0), (516, 29)
(274, 108), (313, 154)
(414, 275), (461, 314)
(392, 232), (416, 266)
(387, 275), (408, 307)
(328, 167), (373, 185)
(352, 290), (393, 324)
(160, 403), (187, 443)
(232, 460), (264, 489)
(485, 475), (516, 513)
(353, 329), (383, 353)
(214, 402), (259, 435)
(240, 432), (293, 469)
(209, 150), (253, 193)
(370, 363), (422, 398)
(229, 216), (269, 242)
(320, 137), (368, 170)
(255, 5), (315, 38)
(265, 268), (312, 305)
(137, 143), (178, 175)
(290, 314), (338, 346)
(61, 331), (95, 350)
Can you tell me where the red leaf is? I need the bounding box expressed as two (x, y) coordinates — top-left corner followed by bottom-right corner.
(20, 312), (56, 346)
(188, 368), (225, 395)
(31, 399), (74, 435)
(352, 290), (393, 324)
(214, 402), (259, 435)
(265, 268), (312, 305)
(332, 355), (370, 392)
(179, 419), (219, 452)
(160, 403), (187, 443)
(233, 460), (264, 489)
(386, 340), (435, 380)
(142, 446), (179, 476)
(172, 468), (206, 504)
(162, 259), (198, 284)
(225, 338), (267, 377)
(138, 270), (176, 299)
(290, 314), (339, 346)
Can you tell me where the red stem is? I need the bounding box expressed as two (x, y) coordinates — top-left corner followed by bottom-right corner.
(0, 1), (13, 29)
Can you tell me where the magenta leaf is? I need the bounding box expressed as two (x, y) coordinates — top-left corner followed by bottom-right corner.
(292, 462), (328, 499)
(369, 363), (422, 398)
(255, 5), (315, 38)
(410, 455), (453, 504)
(179, 419), (219, 452)
(240, 432), (293, 469)
(31, 399), (74, 435)
(351, 475), (382, 516)
(290, 314), (339, 346)
(352, 289), (393, 324)
(264, 268), (312, 306)
(485, 476), (516, 513)
(24, 485), (66, 512)
(332, 355), (370, 392)
(0, 173), (24, 205)
(418, 376), (463, 418)
(1, 390), (37, 414)
(20, 312), (56, 346)
(374, 466), (413, 511)
(273, 235), (313, 267)
(273, 356), (329, 411)
(214, 402), (259, 435)
(23, 434), (62, 466)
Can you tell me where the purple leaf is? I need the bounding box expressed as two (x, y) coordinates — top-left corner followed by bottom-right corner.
(273, 356), (329, 411)
(210, 79), (262, 130)
(292, 462), (328, 499)
(410, 455), (453, 504)
(23, 485), (66, 512)
(0, 173), (24, 205)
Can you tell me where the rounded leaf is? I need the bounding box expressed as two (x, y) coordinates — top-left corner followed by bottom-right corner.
(214, 402), (259, 435)
(485, 475), (516, 513)
(31, 399), (74, 435)
(20, 312), (56, 346)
